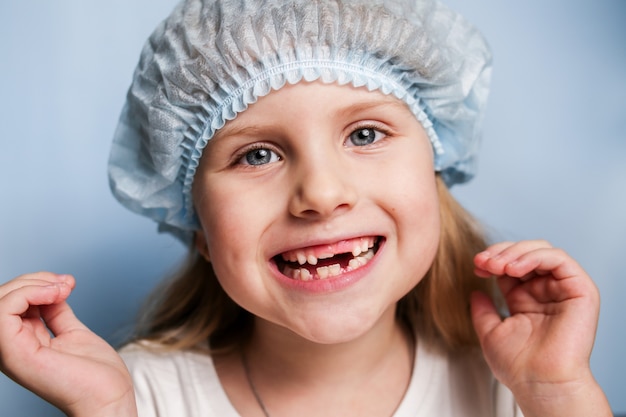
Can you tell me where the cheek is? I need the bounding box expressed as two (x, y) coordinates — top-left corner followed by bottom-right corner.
(198, 179), (258, 239)
(198, 200), (262, 307)
(385, 153), (438, 213)
(196, 182), (278, 278)
(388, 164), (441, 259)
(195, 185), (245, 263)
(402, 186), (440, 249)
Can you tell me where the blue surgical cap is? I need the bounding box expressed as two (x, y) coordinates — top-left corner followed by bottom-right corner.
(108, 0), (492, 242)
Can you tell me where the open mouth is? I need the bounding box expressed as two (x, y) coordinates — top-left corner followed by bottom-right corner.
(274, 236), (382, 281)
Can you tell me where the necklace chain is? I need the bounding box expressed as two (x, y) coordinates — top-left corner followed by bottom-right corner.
(242, 350), (271, 417)
(240, 331), (416, 417)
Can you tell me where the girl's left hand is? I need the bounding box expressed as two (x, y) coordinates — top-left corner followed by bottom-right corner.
(470, 240), (611, 417)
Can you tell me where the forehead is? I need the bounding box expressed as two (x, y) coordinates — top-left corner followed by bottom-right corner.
(212, 81), (413, 139)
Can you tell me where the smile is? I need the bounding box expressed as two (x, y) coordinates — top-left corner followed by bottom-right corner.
(274, 237), (381, 281)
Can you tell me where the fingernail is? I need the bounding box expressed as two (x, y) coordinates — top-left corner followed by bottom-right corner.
(55, 274), (72, 282)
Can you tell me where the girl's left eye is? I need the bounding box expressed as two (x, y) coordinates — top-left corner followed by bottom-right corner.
(238, 147), (280, 166)
(346, 127), (386, 147)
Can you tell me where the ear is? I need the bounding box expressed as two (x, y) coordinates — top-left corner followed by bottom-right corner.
(194, 230), (211, 262)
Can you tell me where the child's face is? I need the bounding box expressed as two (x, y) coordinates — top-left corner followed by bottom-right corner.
(193, 82), (440, 344)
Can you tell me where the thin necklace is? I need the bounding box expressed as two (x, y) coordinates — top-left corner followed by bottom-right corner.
(241, 350), (271, 417)
(240, 332), (416, 417)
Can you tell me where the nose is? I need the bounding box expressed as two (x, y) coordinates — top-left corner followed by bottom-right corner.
(288, 151), (358, 220)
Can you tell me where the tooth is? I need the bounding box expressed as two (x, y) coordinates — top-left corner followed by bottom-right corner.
(361, 239), (369, 253)
(316, 266), (329, 279)
(291, 268), (300, 280)
(352, 245), (362, 257)
(300, 268), (312, 281)
(319, 252), (334, 260)
(328, 264), (341, 277)
(284, 266), (295, 279)
(364, 249), (374, 260)
(297, 252), (307, 265)
(348, 258), (360, 270)
(307, 254), (318, 265)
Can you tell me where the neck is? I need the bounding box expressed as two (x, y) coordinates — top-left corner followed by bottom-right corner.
(244, 306), (413, 386)
(230, 305), (416, 417)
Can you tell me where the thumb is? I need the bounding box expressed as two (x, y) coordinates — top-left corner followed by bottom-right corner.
(40, 300), (89, 337)
(470, 291), (502, 346)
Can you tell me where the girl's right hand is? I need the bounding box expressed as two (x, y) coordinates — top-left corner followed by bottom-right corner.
(0, 272), (137, 417)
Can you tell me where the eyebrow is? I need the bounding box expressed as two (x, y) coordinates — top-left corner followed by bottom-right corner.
(336, 97), (409, 118)
(211, 124), (269, 142)
(211, 94), (409, 142)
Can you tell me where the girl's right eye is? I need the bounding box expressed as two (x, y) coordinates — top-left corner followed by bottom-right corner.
(237, 146), (280, 166)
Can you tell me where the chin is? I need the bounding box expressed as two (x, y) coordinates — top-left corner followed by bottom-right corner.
(283, 307), (392, 345)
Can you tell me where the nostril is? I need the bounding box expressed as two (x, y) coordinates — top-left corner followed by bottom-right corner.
(288, 163), (358, 219)
(290, 188), (357, 218)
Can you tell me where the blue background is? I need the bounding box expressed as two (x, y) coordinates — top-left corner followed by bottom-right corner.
(1, 1), (624, 415)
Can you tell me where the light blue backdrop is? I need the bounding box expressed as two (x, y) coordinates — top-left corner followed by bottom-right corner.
(0, 1), (624, 416)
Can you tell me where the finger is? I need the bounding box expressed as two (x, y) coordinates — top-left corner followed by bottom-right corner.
(0, 284), (73, 369)
(470, 291), (502, 346)
(1, 272), (72, 287)
(0, 273), (74, 298)
(495, 275), (524, 299)
(473, 241), (515, 277)
(0, 283), (73, 345)
(474, 240), (553, 277)
(481, 244), (589, 302)
(501, 247), (583, 282)
(0, 283), (71, 317)
(40, 300), (90, 336)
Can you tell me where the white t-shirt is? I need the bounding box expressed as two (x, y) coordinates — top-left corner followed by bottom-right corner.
(120, 341), (523, 417)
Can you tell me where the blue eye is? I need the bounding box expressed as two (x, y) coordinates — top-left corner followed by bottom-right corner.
(239, 147), (280, 166)
(347, 127), (385, 147)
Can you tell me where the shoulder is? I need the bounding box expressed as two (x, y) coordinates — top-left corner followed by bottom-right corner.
(119, 341), (216, 393)
(409, 341), (523, 417)
(119, 341), (214, 376)
(119, 341), (235, 417)
(447, 347), (521, 416)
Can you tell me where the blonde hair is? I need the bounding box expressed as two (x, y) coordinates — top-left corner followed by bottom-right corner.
(132, 176), (496, 352)
(398, 176), (497, 349)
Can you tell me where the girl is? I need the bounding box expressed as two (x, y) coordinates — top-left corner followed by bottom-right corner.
(0, 0), (611, 416)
